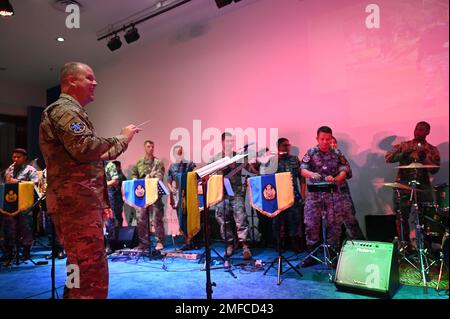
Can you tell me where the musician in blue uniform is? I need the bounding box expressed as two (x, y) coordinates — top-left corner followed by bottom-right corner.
(300, 126), (358, 267)
(272, 138), (304, 253)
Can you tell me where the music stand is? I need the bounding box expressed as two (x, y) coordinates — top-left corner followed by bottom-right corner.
(136, 181), (170, 264)
(263, 212), (303, 285)
(2, 194), (48, 270)
(195, 152), (248, 299)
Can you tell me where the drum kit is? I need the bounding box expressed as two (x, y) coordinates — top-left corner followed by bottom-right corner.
(383, 162), (448, 291)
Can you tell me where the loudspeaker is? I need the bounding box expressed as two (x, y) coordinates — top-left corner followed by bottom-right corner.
(110, 226), (138, 250)
(365, 215), (397, 242)
(334, 240), (399, 298)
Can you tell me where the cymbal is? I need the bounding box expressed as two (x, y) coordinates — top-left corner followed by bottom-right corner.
(382, 182), (413, 191)
(395, 162), (440, 169)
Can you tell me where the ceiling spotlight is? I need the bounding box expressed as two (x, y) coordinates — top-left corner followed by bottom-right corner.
(215, 0), (232, 8)
(56, 37), (65, 42)
(0, 0), (14, 17)
(107, 34), (122, 51)
(124, 26), (140, 44)
(215, 0), (242, 9)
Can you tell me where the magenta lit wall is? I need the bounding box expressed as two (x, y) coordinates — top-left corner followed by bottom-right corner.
(88, 0), (449, 230)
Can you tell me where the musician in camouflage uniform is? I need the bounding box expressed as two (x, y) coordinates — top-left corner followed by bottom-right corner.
(300, 126), (358, 267)
(104, 161), (126, 252)
(39, 62), (140, 299)
(330, 136), (365, 240)
(210, 132), (257, 260)
(131, 140), (166, 250)
(385, 121), (440, 244)
(2, 148), (39, 264)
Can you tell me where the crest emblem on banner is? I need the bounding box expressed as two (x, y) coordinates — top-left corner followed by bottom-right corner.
(135, 184), (145, 198)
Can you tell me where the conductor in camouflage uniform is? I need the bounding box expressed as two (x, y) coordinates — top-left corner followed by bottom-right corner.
(39, 62), (141, 299)
(131, 140), (166, 251)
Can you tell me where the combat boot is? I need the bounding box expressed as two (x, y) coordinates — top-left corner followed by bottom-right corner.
(242, 243), (252, 260)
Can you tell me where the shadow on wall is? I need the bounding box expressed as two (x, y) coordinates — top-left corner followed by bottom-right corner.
(434, 142), (449, 186)
(337, 134), (401, 237)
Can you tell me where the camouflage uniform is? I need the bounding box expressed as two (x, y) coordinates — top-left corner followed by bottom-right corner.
(39, 93), (129, 299)
(131, 157), (165, 247)
(3, 164), (39, 247)
(105, 161), (126, 227)
(301, 146), (360, 249)
(210, 152), (249, 247)
(385, 139), (440, 241)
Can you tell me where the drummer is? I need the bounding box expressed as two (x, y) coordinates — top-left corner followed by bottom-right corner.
(385, 121), (440, 246)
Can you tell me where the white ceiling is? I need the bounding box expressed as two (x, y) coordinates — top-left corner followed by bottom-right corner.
(0, 0), (260, 88)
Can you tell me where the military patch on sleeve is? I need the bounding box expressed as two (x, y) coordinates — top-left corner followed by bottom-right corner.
(302, 154), (311, 163)
(69, 122), (86, 134)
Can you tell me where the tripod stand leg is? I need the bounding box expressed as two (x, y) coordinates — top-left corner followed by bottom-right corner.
(277, 257), (282, 285)
(263, 257), (277, 275)
(436, 260), (444, 291)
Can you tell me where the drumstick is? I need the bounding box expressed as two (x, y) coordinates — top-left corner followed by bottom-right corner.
(136, 119), (151, 128)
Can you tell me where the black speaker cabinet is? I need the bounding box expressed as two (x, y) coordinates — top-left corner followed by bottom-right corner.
(334, 240), (399, 298)
(110, 226), (138, 250)
(365, 215), (397, 242)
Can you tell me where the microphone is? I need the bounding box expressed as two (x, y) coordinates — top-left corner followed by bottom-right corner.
(417, 143), (426, 161)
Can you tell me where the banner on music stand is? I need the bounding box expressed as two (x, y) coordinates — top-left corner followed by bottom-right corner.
(0, 182), (35, 216)
(247, 172), (294, 218)
(122, 178), (167, 209)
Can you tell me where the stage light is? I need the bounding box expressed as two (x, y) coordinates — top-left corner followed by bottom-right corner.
(107, 34), (122, 51)
(215, 0), (232, 8)
(0, 0), (14, 17)
(214, 0), (241, 9)
(124, 26), (140, 44)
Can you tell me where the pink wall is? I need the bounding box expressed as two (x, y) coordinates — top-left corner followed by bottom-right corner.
(88, 0), (449, 227)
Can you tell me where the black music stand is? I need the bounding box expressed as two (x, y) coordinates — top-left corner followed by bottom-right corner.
(133, 180), (170, 264)
(263, 211), (303, 285)
(195, 152), (249, 299)
(2, 194), (48, 270)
